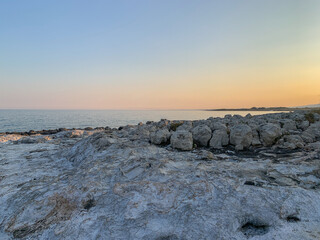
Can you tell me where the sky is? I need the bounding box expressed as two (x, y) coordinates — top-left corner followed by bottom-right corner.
(1, 0), (320, 110)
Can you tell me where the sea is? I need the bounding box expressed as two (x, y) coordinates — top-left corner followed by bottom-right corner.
(0, 110), (285, 133)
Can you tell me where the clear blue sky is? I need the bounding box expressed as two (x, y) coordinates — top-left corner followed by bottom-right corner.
(1, 0), (320, 109)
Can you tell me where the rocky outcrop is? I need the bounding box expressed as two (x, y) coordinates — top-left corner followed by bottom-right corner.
(2, 110), (319, 153)
(1, 111), (320, 239)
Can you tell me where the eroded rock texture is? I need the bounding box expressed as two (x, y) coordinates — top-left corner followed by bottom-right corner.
(0, 111), (320, 239)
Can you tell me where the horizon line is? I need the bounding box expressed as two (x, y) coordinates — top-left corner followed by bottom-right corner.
(1, 104), (319, 111)
(0, 106), (293, 111)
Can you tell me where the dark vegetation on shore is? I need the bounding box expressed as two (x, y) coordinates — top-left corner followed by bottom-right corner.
(305, 109), (320, 123)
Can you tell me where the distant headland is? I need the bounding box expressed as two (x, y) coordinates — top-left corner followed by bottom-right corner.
(206, 106), (320, 111)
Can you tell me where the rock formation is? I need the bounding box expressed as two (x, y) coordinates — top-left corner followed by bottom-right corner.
(0, 110), (320, 239)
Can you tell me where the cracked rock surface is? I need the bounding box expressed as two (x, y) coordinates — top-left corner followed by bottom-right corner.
(0, 112), (320, 239)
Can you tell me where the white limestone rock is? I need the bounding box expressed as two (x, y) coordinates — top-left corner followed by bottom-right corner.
(170, 130), (193, 150)
(301, 122), (320, 143)
(259, 123), (282, 147)
(208, 121), (227, 131)
(281, 119), (297, 132)
(0, 134), (24, 143)
(209, 129), (229, 149)
(176, 121), (193, 131)
(283, 135), (305, 149)
(150, 129), (171, 145)
(191, 124), (212, 147)
(297, 120), (310, 131)
(251, 130), (262, 146)
(230, 124), (253, 150)
(1, 115), (320, 239)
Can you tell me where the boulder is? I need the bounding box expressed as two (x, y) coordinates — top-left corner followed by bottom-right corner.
(192, 120), (210, 129)
(252, 130), (262, 146)
(170, 131), (193, 150)
(157, 119), (170, 129)
(191, 124), (212, 147)
(309, 122), (320, 138)
(230, 124), (253, 150)
(301, 122), (320, 143)
(301, 130), (316, 143)
(176, 121), (193, 131)
(307, 141), (320, 150)
(259, 123), (282, 146)
(209, 129), (229, 149)
(150, 129), (171, 145)
(314, 113), (320, 121)
(290, 112), (305, 122)
(297, 120), (310, 131)
(283, 135), (305, 149)
(209, 122), (227, 131)
(281, 119), (297, 132)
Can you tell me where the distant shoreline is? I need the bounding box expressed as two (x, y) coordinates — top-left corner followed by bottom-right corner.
(1, 108), (319, 133)
(206, 107), (319, 111)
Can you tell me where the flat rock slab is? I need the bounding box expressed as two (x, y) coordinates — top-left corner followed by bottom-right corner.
(0, 126), (320, 239)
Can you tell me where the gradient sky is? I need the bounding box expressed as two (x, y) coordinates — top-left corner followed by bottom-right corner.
(1, 0), (320, 109)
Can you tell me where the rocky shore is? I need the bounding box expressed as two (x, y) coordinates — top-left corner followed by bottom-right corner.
(0, 111), (320, 239)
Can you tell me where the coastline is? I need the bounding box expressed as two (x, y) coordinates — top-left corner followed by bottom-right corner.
(0, 109), (301, 133)
(1, 108), (318, 136)
(207, 107), (320, 112)
(1, 110), (320, 239)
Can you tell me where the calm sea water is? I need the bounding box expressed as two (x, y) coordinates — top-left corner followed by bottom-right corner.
(0, 110), (285, 132)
